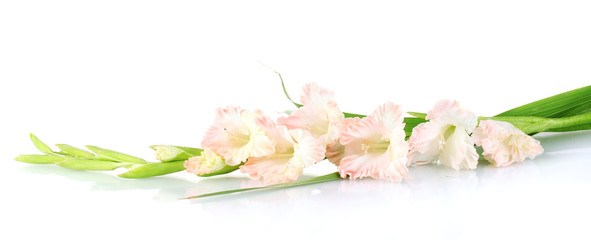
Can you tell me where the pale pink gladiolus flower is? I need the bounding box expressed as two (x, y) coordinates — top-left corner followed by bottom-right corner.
(408, 100), (479, 170)
(278, 83), (344, 146)
(325, 117), (361, 166)
(184, 148), (226, 175)
(338, 102), (409, 181)
(240, 116), (326, 184)
(472, 120), (544, 167)
(201, 106), (275, 166)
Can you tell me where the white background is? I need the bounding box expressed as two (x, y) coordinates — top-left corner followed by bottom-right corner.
(1, 1), (590, 239)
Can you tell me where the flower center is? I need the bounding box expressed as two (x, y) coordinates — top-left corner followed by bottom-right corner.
(438, 125), (456, 149)
(361, 142), (390, 154)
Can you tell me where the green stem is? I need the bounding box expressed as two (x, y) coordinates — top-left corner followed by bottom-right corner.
(489, 112), (591, 135)
(550, 112), (591, 129)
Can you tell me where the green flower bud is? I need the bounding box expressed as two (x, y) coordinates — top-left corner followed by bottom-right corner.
(118, 161), (186, 179)
(56, 144), (96, 159)
(30, 133), (53, 154)
(56, 158), (133, 171)
(151, 145), (203, 162)
(15, 154), (67, 164)
(85, 145), (147, 164)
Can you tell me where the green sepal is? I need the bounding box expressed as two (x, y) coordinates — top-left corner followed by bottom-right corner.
(407, 112), (427, 119)
(56, 158), (133, 171)
(184, 172), (342, 199)
(56, 144), (96, 159)
(85, 145), (147, 164)
(198, 163), (242, 177)
(14, 154), (67, 164)
(30, 133), (54, 154)
(118, 161), (186, 179)
(343, 112), (366, 118)
(150, 145), (203, 162)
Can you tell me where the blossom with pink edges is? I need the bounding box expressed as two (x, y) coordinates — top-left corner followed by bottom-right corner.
(201, 106), (275, 166)
(240, 116), (326, 184)
(337, 102), (409, 181)
(473, 120), (544, 167)
(408, 100), (479, 170)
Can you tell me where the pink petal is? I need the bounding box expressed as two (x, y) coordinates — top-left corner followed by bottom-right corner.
(337, 102), (409, 181)
(368, 102), (405, 136)
(277, 83), (344, 145)
(256, 115), (293, 153)
(201, 106), (274, 166)
(339, 148), (408, 181)
(184, 148), (226, 175)
(240, 154), (297, 184)
(407, 100), (479, 169)
(300, 82), (336, 106)
(291, 129), (326, 167)
(426, 100), (478, 131)
(325, 117), (361, 166)
(473, 120), (544, 167)
(240, 126), (325, 184)
(407, 121), (448, 166)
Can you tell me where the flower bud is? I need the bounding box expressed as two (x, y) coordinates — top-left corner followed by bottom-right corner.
(184, 148), (239, 177)
(56, 158), (133, 171)
(152, 145), (202, 162)
(56, 144), (96, 159)
(118, 161), (186, 178)
(86, 145), (147, 164)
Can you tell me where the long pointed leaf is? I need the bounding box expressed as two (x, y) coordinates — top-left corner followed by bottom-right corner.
(496, 85), (591, 118)
(184, 172), (342, 199)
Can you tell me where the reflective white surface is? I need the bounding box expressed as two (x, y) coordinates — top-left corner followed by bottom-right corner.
(2, 1), (591, 239)
(2, 131), (590, 239)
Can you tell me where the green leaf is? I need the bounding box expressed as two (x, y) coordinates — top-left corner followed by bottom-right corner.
(56, 144), (96, 159)
(118, 161), (186, 179)
(56, 158), (133, 171)
(496, 85), (591, 118)
(85, 145), (147, 164)
(493, 85), (591, 133)
(30, 133), (53, 154)
(15, 154), (67, 164)
(404, 117), (428, 137)
(184, 172), (342, 199)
